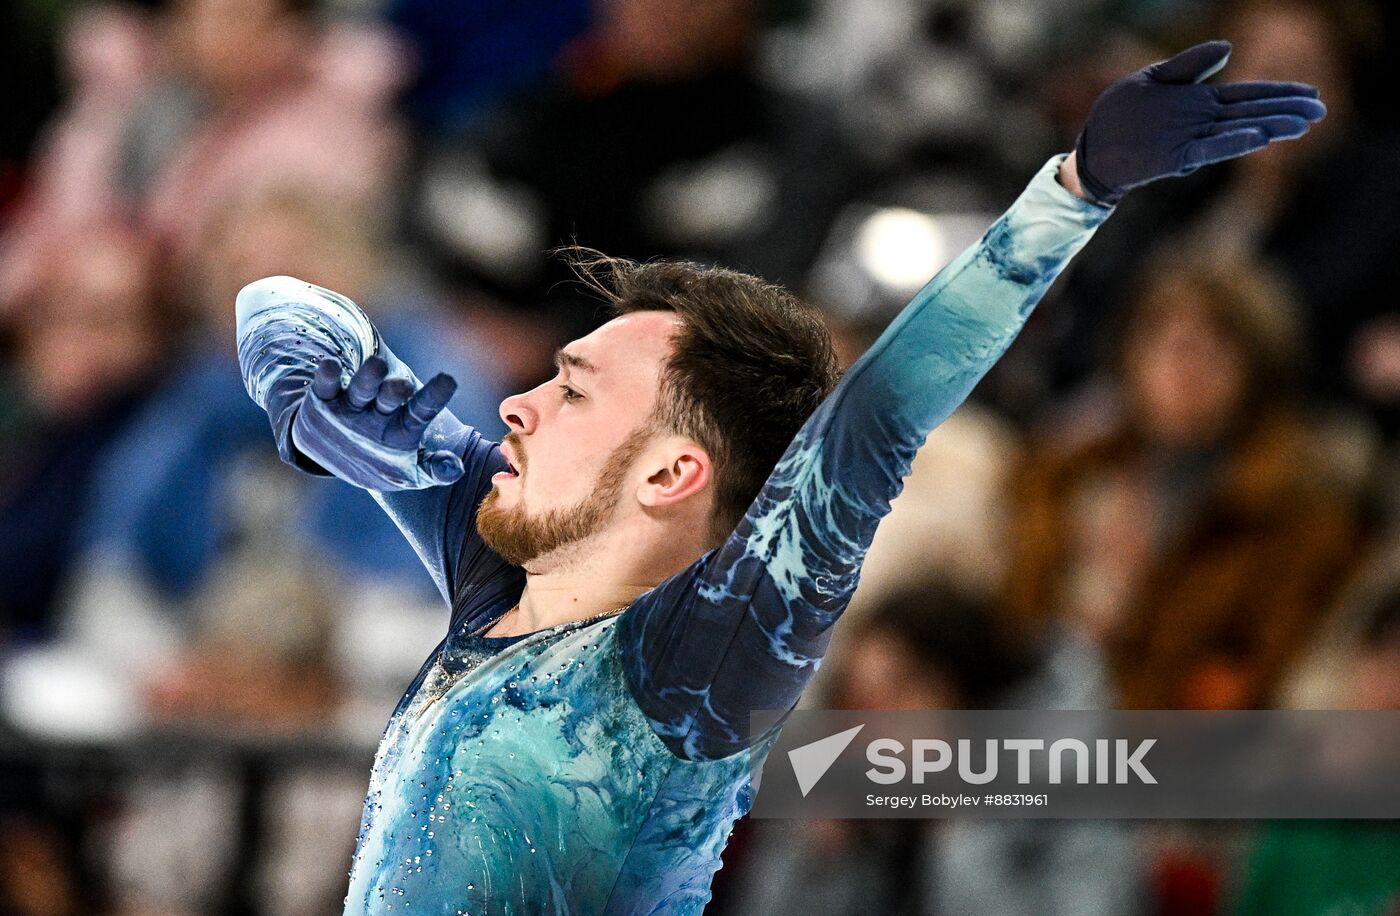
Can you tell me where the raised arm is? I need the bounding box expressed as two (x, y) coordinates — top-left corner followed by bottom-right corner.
(617, 40), (1327, 760)
(619, 153), (1108, 758)
(235, 276), (507, 602)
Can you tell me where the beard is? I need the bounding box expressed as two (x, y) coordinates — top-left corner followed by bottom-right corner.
(476, 426), (653, 567)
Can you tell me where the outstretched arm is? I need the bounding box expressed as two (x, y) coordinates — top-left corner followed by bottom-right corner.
(617, 40), (1326, 760)
(235, 277), (507, 602)
(619, 152), (1108, 758)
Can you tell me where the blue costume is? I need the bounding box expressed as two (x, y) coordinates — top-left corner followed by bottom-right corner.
(235, 41), (1325, 912)
(238, 155), (1109, 913)
(78, 304), (506, 602)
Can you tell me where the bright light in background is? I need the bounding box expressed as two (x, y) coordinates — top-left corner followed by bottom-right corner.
(855, 207), (948, 294)
(811, 206), (996, 325)
(2, 647), (142, 741)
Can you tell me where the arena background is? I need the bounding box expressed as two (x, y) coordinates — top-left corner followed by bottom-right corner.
(2, 0), (1399, 912)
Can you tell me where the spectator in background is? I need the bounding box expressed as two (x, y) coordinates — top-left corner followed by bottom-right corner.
(714, 582), (1138, 916)
(0, 1), (155, 313)
(61, 183), (508, 677)
(0, 223), (162, 916)
(1041, 0), (1400, 434)
(0, 224), (165, 646)
(0, 3), (505, 905)
(1003, 252), (1366, 710)
(1233, 589), (1400, 916)
(0, 0), (408, 308)
(1200, 0), (1400, 430)
(49, 185), (509, 916)
(412, 0), (862, 369)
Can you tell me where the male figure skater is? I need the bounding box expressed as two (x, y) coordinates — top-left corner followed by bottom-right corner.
(236, 41), (1322, 913)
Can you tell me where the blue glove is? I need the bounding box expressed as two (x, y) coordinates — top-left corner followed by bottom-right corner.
(291, 354), (466, 490)
(1074, 40), (1326, 206)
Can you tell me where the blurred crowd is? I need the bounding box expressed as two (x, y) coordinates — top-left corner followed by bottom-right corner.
(1, 0), (1398, 913)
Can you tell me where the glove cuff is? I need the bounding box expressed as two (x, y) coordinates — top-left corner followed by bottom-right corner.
(1073, 128), (1125, 208)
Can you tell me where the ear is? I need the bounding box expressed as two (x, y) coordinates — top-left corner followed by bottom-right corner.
(636, 439), (711, 509)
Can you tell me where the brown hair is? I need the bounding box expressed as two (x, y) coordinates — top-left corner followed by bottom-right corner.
(840, 579), (1037, 709)
(1118, 248), (1305, 414)
(559, 247), (842, 543)
(1218, 0), (1381, 73)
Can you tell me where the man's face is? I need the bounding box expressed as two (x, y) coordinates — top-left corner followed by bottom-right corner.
(476, 311), (681, 567)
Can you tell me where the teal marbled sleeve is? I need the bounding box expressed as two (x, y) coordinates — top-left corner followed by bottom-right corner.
(617, 153), (1113, 760)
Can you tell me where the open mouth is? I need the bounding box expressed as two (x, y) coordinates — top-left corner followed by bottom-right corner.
(497, 446), (522, 479)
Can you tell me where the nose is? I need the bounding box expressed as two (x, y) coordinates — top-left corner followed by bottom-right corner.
(499, 389), (537, 434)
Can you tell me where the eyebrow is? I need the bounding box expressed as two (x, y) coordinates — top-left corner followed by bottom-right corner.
(553, 348), (598, 373)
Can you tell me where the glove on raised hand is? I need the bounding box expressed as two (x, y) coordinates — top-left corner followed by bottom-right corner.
(236, 275), (467, 491)
(292, 354), (465, 490)
(1074, 40), (1326, 206)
